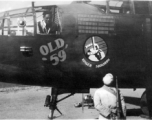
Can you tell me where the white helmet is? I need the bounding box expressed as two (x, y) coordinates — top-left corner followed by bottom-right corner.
(103, 73), (114, 85)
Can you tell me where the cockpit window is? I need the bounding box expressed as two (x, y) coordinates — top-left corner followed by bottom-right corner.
(109, 0), (131, 14)
(1, 8), (34, 36)
(35, 6), (60, 35)
(89, 0), (131, 14)
(89, 1), (107, 13)
(0, 5), (61, 36)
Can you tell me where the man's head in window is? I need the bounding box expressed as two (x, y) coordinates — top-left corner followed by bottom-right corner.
(38, 11), (58, 34)
(38, 11), (52, 34)
(43, 11), (51, 26)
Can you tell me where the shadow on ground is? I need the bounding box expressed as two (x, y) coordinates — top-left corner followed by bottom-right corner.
(124, 96), (143, 116)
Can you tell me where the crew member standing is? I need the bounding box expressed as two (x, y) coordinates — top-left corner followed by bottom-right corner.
(94, 73), (126, 120)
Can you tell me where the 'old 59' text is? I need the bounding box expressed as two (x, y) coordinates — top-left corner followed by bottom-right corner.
(39, 38), (68, 65)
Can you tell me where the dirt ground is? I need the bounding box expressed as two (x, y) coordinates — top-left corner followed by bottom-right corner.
(0, 86), (149, 119)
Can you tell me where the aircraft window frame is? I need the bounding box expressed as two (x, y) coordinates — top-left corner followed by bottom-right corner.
(89, 1), (107, 13)
(0, 7), (35, 36)
(0, 19), (2, 35)
(8, 8), (28, 16)
(108, 0), (131, 15)
(9, 15), (34, 36)
(35, 6), (61, 35)
(0, 5), (61, 36)
(3, 18), (9, 36)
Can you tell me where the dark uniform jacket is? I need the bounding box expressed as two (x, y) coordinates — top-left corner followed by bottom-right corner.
(38, 20), (58, 34)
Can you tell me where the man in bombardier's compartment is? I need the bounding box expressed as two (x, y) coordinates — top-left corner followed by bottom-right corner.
(38, 11), (58, 34)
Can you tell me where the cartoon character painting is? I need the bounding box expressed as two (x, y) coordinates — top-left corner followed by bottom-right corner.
(84, 36), (107, 62)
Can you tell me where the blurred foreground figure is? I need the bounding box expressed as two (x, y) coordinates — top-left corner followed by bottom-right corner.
(94, 73), (126, 120)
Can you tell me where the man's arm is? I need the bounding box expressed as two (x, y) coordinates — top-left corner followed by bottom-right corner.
(94, 90), (111, 117)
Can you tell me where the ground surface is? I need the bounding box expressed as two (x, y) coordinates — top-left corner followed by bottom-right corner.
(0, 83), (149, 119)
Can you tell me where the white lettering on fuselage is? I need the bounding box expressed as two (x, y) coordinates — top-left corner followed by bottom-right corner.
(82, 58), (92, 67)
(96, 59), (110, 68)
(39, 38), (68, 65)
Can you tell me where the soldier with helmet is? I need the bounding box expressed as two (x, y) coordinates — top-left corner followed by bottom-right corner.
(94, 73), (126, 120)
